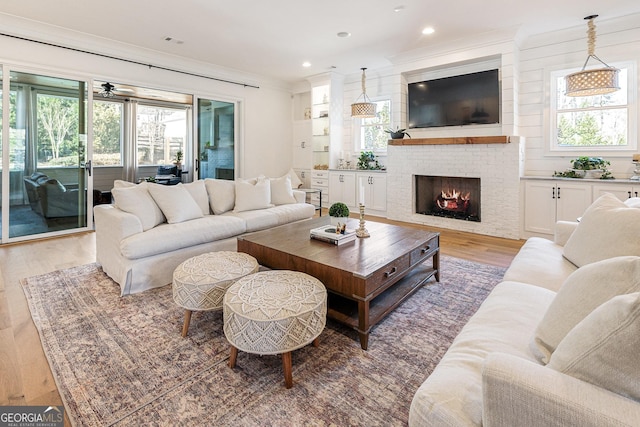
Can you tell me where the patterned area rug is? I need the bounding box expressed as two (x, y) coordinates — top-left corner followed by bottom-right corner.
(21, 256), (505, 426)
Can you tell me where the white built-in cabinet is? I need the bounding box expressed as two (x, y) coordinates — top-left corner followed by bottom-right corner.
(329, 171), (387, 215)
(357, 173), (387, 214)
(592, 183), (640, 200)
(523, 178), (640, 237)
(329, 171), (357, 207)
(523, 180), (592, 236)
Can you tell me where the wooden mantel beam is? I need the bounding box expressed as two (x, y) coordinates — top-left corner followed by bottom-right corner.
(388, 136), (510, 146)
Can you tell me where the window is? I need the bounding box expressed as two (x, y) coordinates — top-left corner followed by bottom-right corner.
(136, 104), (187, 166)
(550, 62), (636, 153)
(355, 99), (390, 152)
(93, 100), (123, 166)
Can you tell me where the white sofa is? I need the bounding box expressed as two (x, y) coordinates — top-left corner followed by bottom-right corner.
(95, 175), (315, 295)
(409, 194), (640, 426)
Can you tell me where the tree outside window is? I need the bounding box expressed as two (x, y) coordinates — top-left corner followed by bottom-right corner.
(93, 100), (123, 166)
(37, 94), (80, 166)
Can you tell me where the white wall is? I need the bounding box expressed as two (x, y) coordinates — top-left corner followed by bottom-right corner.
(0, 14), (295, 183)
(519, 13), (640, 179)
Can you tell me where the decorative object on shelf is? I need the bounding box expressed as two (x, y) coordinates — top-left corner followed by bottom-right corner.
(304, 108), (312, 120)
(631, 154), (640, 181)
(357, 151), (383, 170)
(99, 82), (116, 98)
(351, 68), (377, 118)
(552, 156), (614, 179)
(385, 127), (411, 139)
(565, 15), (620, 97)
(329, 202), (349, 226)
(314, 164), (329, 170)
(356, 204), (370, 238)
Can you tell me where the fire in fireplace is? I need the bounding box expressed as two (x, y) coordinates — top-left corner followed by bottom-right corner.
(415, 175), (480, 221)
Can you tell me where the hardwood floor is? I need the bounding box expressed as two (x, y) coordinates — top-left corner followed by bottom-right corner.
(0, 219), (524, 422)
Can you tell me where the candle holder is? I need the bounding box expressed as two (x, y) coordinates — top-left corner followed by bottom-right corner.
(356, 204), (370, 238)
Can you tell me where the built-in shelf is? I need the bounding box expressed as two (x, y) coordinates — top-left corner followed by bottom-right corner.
(388, 136), (510, 146)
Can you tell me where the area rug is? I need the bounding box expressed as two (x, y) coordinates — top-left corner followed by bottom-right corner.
(21, 256), (506, 426)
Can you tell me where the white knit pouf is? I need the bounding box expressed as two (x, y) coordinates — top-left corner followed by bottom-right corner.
(223, 270), (327, 388)
(173, 251), (259, 337)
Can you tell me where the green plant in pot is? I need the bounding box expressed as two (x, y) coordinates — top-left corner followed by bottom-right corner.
(384, 126), (411, 139)
(329, 202), (350, 227)
(571, 156), (613, 179)
(357, 151), (383, 170)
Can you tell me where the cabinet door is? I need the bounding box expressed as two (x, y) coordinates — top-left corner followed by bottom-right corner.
(523, 181), (557, 235)
(555, 182), (592, 222)
(592, 183), (638, 201)
(329, 172), (356, 207)
(358, 174), (387, 213)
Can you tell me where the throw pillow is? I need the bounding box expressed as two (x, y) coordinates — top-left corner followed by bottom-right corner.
(625, 197), (640, 208)
(532, 256), (640, 364)
(182, 180), (210, 215)
(234, 176), (273, 213)
(113, 180), (137, 189)
(288, 168), (303, 189)
(147, 183), (204, 224)
(111, 182), (165, 231)
(548, 292), (640, 401)
(563, 193), (640, 267)
(204, 179), (236, 215)
(270, 175), (297, 205)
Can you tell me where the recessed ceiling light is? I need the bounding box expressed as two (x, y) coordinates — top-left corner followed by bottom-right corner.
(422, 27), (435, 35)
(337, 32), (351, 38)
(394, 5), (405, 12)
(302, 62), (311, 68)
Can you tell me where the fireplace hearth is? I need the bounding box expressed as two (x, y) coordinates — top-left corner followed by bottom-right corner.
(415, 175), (480, 222)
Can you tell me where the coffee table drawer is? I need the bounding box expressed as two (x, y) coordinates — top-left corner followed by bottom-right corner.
(410, 235), (439, 266)
(366, 254), (411, 294)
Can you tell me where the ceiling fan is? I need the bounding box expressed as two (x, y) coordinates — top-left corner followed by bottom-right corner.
(98, 82), (135, 98)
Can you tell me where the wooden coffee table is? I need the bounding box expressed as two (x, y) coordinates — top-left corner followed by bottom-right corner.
(237, 217), (439, 350)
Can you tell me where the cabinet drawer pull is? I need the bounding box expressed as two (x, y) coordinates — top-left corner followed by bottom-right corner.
(384, 266), (398, 278)
(421, 246), (431, 254)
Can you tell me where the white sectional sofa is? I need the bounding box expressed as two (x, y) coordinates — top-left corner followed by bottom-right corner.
(94, 175), (315, 295)
(409, 194), (640, 426)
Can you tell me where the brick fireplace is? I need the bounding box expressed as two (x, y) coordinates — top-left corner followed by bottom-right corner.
(385, 137), (522, 239)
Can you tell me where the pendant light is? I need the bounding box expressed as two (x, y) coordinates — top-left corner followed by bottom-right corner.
(351, 68), (377, 118)
(565, 15), (620, 97)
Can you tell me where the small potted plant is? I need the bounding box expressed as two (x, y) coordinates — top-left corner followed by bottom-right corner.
(173, 150), (183, 169)
(357, 151), (383, 170)
(570, 156), (612, 179)
(329, 202), (350, 226)
(384, 126), (411, 139)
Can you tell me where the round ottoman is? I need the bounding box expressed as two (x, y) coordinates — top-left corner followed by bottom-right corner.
(173, 251), (259, 337)
(223, 270), (327, 388)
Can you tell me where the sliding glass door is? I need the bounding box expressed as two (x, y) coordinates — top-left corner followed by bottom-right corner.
(1, 70), (91, 241)
(197, 99), (235, 180)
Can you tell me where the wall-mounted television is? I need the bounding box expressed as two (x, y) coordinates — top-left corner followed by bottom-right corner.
(408, 69), (500, 129)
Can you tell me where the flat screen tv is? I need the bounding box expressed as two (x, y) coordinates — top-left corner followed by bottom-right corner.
(408, 69), (500, 129)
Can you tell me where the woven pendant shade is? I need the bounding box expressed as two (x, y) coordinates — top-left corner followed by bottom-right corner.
(351, 68), (377, 118)
(351, 102), (377, 117)
(565, 67), (619, 97)
(565, 15), (620, 97)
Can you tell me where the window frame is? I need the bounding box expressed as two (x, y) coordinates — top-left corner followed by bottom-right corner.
(353, 98), (391, 154)
(547, 60), (637, 156)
